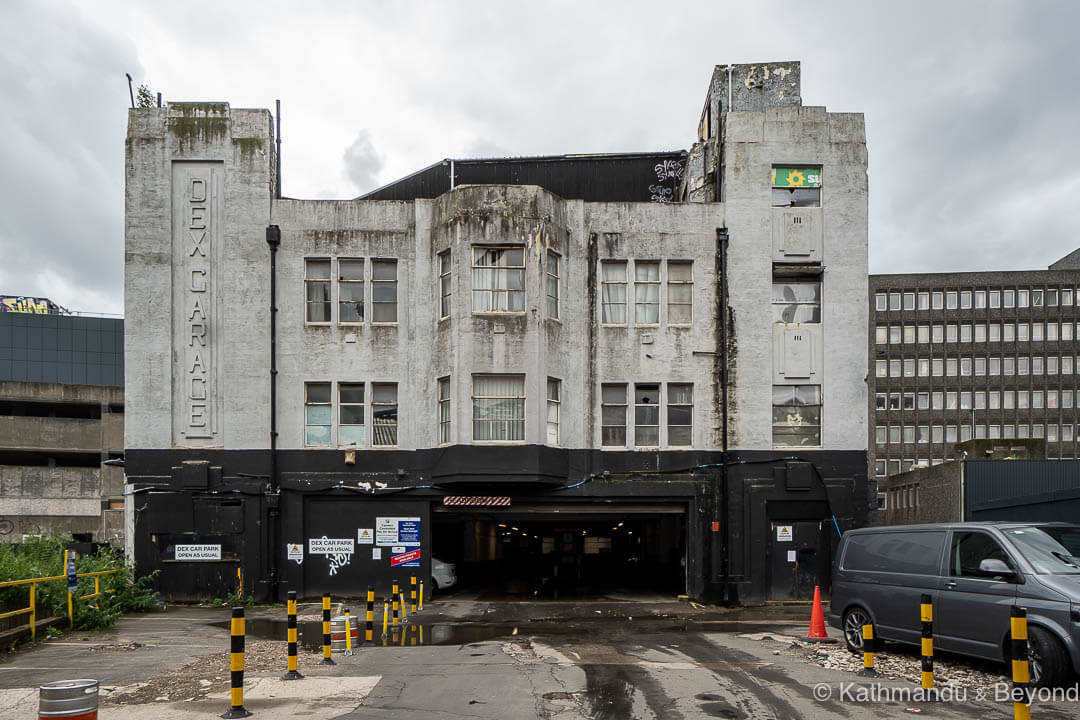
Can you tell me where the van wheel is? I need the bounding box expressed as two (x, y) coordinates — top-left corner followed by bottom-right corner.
(1027, 627), (1069, 688)
(842, 607), (873, 654)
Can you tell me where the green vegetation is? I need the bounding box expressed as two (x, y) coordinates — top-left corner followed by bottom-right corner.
(0, 533), (160, 633)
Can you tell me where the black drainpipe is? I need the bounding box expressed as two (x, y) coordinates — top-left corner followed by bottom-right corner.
(266, 225), (281, 601)
(717, 227), (730, 601)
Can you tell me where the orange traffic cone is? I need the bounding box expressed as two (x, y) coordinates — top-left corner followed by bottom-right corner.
(806, 586), (835, 643)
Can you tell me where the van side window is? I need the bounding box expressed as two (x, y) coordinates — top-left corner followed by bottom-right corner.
(950, 532), (1015, 578)
(842, 531), (945, 574)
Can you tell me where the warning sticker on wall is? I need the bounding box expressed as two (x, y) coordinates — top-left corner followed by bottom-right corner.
(309, 537), (355, 555)
(287, 543), (303, 561)
(776, 525), (793, 542)
(390, 546), (421, 568)
(358, 528), (374, 545)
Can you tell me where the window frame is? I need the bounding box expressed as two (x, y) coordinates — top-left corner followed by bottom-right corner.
(370, 259), (398, 324)
(337, 258), (365, 325)
(304, 258), (332, 325)
(472, 246), (526, 314)
(472, 374), (526, 443)
(546, 250), (560, 320)
(601, 260), (628, 326)
(667, 260), (694, 326)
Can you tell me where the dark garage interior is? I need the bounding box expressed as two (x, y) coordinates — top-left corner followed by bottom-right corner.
(431, 504), (687, 599)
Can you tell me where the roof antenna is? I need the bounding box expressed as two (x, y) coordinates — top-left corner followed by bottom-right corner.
(125, 73), (135, 108)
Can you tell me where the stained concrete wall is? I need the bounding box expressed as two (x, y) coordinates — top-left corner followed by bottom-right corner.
(124, 103), (274, 451)
(125, 88), (866, 456)
(722, 105), (868, 450)
(0, 381), (125, 544)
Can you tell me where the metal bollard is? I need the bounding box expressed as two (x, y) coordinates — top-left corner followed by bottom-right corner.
(410, 575), (418, 614)
(400, 591), (409, 624)
(920, 594), (935, 692)
(859, 624), (877, 677)
(392, 592), (400, 628)
(365, 586), (375, 643)
(282, 590), (303, 680)
(320, 594), (335, 665)
(1010, 606), (1032, 720)
(222, 607), (251, 718)
(382, 599), (389, 639)
(419, 581), (424, 611)
(344, 608), (353, 656)
(39, 679), (98, 720)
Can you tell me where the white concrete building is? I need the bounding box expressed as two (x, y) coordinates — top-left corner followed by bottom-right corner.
(124, 61), (868, 604)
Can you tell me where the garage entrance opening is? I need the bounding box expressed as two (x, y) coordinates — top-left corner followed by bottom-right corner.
(432, 504), (686, 599)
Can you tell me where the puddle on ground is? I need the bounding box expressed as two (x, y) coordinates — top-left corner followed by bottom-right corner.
(208, 618), (522, 648)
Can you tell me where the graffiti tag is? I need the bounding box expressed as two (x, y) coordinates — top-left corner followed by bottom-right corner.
(653, 160), (685, 181)
(0, 296), (63, 314)
(327, 552), (352, 576)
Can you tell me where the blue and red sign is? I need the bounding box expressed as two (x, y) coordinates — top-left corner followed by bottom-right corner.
(390, 547), (421, 568)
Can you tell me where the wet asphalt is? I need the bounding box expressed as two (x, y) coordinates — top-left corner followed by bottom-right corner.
(1, 592), (1077, 719)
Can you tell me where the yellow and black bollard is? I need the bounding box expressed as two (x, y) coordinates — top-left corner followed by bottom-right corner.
(381, 598), (389, 640)
(920, 594), (935, 693)
(222, 607), (251, 718)
(858, 624), (877, 677)
(419, 581), (424, 611)
(282, 590), (304, 680)
(400, 591), (409, 624)
(344, 608), (354, 656)
(392, 591), (400, 628)
(320, 594), (335, 665)
(1010, 606), (1032, 720)
(410, 575), (418, 614)
(365, 586), (375, 643)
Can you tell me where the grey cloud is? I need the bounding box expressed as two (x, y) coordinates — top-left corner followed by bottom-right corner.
(343, 130), (385, 194)
(0, 1), (139, 312)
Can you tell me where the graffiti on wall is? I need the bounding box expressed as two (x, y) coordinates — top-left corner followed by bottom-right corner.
(650, 160), (685, 203)
(0, 296), (66, 314)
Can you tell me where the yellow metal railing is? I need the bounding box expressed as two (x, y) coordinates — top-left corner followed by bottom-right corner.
(0, 568), (119, 638)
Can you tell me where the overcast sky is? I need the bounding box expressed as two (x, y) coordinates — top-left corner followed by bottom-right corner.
(1, 0), (1077, 315)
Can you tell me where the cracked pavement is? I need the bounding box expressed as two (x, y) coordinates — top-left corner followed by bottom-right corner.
(1, 597), (1077, 718)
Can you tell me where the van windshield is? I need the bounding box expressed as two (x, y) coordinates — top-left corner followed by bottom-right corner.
(1003, 527), (1080, 575)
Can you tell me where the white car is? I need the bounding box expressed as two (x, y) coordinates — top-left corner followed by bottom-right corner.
(431, 557), (457, 592)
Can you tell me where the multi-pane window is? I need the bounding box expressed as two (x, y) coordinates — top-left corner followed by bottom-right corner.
(772, 385), (822, 447)
(371, 260), (398, 322)
(546, 378), (561, 445)
(773, 282), (821, 323)
(546, 251), (560, 319)
(667, 384), (693, 446)
(372, 383), (398, 446)
(634, 262), (661, 324)
(917, 291), (929, 310)
(305, 382), (331, 445)
(875, 293), (887, 311)
(601, 384), (627, 446)
(601, 261), (627, 324)
(667, 261), (693, 324)
(473, 247), (525, 312)
(438, 376), (451, 445)
(338, 259), (365, 323)
(472, 375), (525, 441)
(339, 383), (365, 445)
(903, 292), (915, 311)
(634, 383), (661, 446)
(439, 251), (452, 319)
(305, 259), (331, 323)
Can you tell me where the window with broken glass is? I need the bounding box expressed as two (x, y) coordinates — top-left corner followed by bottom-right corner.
(772, 282), (821, 323)
(770, 166), (821, 207)
(305, 382), (332, 446)
(772, 385), (821, 447)
(338, 258), (364, 323)
(339, 382), (365, 446)
(371, 383), (398, 446)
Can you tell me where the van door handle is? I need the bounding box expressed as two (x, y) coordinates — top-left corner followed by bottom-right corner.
(945, 581), (957, 589)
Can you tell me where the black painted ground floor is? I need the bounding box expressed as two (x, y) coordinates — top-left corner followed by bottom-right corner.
(125, 446), (869, 605)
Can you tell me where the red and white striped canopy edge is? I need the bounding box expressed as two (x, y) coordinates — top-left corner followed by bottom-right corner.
(442, 496), (511, 507)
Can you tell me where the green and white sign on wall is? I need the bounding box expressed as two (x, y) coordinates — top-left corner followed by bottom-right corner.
(772, 167), (822, 188)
